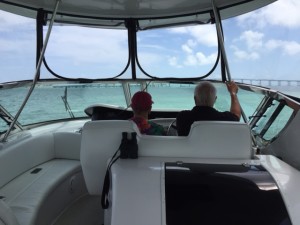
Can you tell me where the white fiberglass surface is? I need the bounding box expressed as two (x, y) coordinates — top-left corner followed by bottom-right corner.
(260, 155), (300, 225)
(0, 0), (276, 20)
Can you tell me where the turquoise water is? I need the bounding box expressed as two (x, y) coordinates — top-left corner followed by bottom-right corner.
(0, 83), (299, 140)
(0, 84), (298, 120)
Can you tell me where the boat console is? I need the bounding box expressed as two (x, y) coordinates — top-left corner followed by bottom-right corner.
(79, 119), (297, 225)
(84, 104), (179, 121)
(105, 158), (291, 225)
(80, 120), (252, 194)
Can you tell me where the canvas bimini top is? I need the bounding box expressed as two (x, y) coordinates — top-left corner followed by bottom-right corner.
(0, 0), (277, 29)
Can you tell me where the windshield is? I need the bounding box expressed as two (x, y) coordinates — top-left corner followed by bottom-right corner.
(0, 82), (127, 127)
(0, 80), (296, 145)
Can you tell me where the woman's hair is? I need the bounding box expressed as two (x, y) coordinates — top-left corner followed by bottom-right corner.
(194, 81), (216, 107)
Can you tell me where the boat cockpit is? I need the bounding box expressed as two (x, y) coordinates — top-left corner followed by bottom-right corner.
(1, 0), (300, 225)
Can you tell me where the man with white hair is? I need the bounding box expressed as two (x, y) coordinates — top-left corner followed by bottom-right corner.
(176, 81), (241, 136)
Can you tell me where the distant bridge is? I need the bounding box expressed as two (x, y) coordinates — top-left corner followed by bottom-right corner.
(235, 79), (300, 87)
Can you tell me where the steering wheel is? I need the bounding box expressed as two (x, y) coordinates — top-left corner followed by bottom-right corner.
(166, 119), (177, 136)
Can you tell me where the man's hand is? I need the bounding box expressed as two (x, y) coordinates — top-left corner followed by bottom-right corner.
(226, 81), (241, 120)
(226, 81), (238, 95)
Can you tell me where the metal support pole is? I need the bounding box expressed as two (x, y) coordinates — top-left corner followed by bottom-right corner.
(126, 19), (137, 80)
(122, 82), (132, 107)
(36, 8), (47, 77)
(211, 0), (249, 125)
(2, 0), (61, 142)
(211, 0), (232, 82)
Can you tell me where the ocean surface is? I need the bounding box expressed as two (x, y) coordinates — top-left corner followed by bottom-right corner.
(1, 83), (300, 140)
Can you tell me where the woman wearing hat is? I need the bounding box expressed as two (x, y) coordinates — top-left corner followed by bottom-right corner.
(130, 91), (165, 135)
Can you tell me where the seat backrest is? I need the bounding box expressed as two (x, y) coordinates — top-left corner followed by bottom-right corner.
(188, 121), (252, 158)
(80, 120), (138, 195)
(138, 121), (252, 159)
(80, 120), (252, 195)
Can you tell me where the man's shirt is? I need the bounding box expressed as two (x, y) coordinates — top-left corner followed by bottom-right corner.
(176, 106), (239, 136)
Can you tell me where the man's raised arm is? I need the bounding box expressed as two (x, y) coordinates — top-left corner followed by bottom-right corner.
(226, 81), (241, 120)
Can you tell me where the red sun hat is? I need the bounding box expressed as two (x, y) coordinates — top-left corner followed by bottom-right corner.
(131, 91), (153, 111)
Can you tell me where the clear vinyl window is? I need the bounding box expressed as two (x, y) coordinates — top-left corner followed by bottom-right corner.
(252, 100), (294, 141)
(136, 24), (219, 79)
(42, 26), (129, 79)
(0, 10), (36, 83)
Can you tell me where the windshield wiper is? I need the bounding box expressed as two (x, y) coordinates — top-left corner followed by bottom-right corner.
(248, 115), (267, 119)
(61, 87), (75, 118)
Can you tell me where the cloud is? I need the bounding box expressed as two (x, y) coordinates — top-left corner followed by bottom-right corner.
(231, 30), (262, 61)
(170, 25), (217, 47)
(0, 10), (35, 55)
(139, 44), (167, 51)
(170, 27), (187, 34)
(138, 52), (164, 67)
(231, 30), (300, 61)
(263, 0), (300, 28)
(0, 10), (33, 31)
(237, 0), (300, 29)
(234, 50), (260, 60)
(0, 36), (34, 54)
(181, 39), (199, 54)
(239, 30), (264, 50)
(168, 26), (218, 68)
(231, 46), (260, 60)
(0, 39), (20, 52)
(184, 55), (198, 66)
(46, 26), (128, 65)
(195, 52), (218, 65)
(187, 39), (197, 47)
(168, 56), (182, 68)
(182, 44), (193, 54)
(266, 40), (300, 55)
(184, 52), (217, 66)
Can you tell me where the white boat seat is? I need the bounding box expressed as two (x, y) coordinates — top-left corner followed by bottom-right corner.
(0, 160), (86, 225)
(138, 121), (252, 159)
(0, 132), (86, 225)
(80, 120), (138, 195)
(0, 199), (19, 225)
(190, 121), (252, 158)
(80, 120), (252, 196)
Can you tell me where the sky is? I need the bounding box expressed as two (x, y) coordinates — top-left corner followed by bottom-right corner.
(1, 0), (300, 83)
